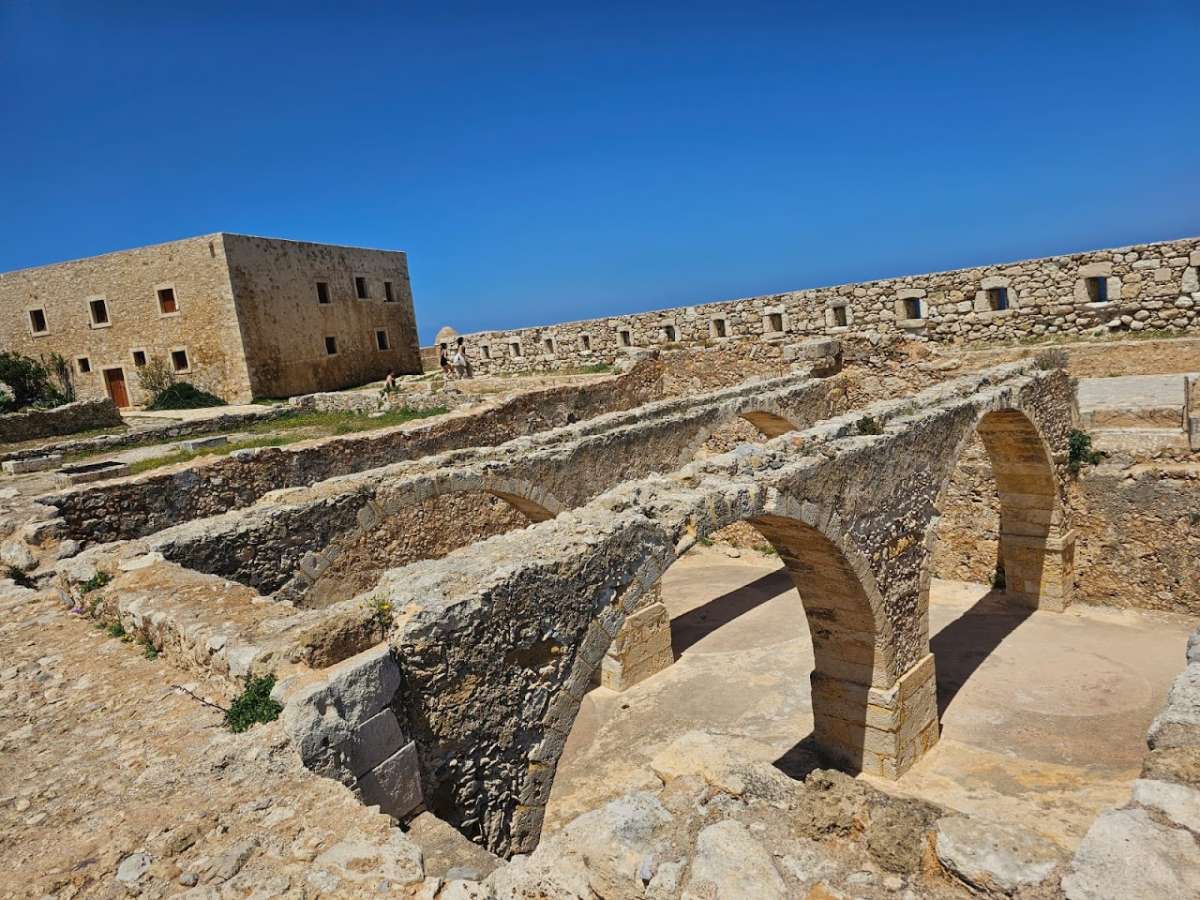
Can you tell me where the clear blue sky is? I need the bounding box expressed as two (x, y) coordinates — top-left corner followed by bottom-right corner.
(2, 1), (1198, 343)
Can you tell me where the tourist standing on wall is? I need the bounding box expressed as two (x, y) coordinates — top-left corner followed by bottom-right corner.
(452, 336), (472, 379)
(439, 344), (453, 379)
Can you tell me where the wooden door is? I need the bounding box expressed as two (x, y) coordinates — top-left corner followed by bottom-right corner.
(103, 368), (129, 408)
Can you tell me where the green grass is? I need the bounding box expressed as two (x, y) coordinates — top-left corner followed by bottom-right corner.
(225, 675), (283, 733)
(106, 622), (126, 639)
(80, 571), (111, 594)
(126, 435), (293, 475)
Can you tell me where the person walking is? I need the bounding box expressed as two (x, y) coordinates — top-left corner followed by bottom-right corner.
(452, 339), (470, 379)
(439, 343), (453, 379)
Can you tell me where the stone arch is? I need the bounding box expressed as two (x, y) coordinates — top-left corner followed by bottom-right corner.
(927, 400), (1073, 613)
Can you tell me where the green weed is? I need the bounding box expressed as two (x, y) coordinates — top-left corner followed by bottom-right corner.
(225, 675), (283, 733)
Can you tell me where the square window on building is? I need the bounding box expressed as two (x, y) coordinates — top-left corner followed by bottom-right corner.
(662, 324), (677, 342)
(28, 308), (48, 334)
(157, 287), (178, 314)
(89, 298), (109, 326)
(580, 334), (591, 351)
(833, 305), (848, 327)
(316, 281), (331, 305)
(1085, 277), (1108, 303)
(171, 349), (190, 372)
(355, 276), (369, 300)
(324, 336), (338, 356)
(132, 350), (147, 367)
(77, 357), (91, 374)
(384, 281), (395, 302)
(510, 342), (522, 357)
(376, 329), (390, 351)
(986, 287), (1009, 311)
(620, 329), (633, 347)
(902, 297), (923, 320)
(767, 312), (784, 333)
(712, 318), (727, 338)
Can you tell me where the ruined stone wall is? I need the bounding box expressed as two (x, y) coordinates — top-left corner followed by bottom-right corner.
(0, 234), (252, 404)
(223, 235), (422, 399)
(44, 356), (664, 545)
(0, 398), (123, 446)
(930, 441), (1200, 615)
(448, 237), (1200, 375)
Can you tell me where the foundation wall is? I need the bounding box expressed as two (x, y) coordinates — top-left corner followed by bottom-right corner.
(0, 398), (122, 446)
(444, 238), (1200, 376)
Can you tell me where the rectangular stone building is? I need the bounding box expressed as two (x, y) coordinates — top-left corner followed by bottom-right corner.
(0, 233), (421, 406)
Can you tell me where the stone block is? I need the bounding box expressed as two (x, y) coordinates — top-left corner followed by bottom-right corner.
(340, 709), (405, 778)
(357, 741), (423, 821)
(178, 435), (229, 453)
(1, 453), (63, 474)
(1062, 807), (1200, 899)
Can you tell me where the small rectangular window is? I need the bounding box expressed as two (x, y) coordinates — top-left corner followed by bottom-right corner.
(1085, 277), (1108, 303)
(170, 349), (190, 372)
(77, 357), (91, 374)
(354, 276), (369, 300)
(29, 308), (48, 334)
(903, 297), (923, 320)
(986, 287), (1009, 311)
(316, 281), (331, 304)
(833, 306), (848, 327)
(384, 281), (395, 302)
(375, 329), (390, 351)
(620, 329), (632, 347)
(89, 298), (109, 326)
(662, 325), (677, 342)
(713, 318), (727, 338)
(157, 287), (178, 314)
(767, 312), (784, 333)
(132, 350), (147, 367)
(510, 341), (522, 357)
(482, 345), (491, 359)
(580, 334), (591, 351)
(544, 338), (555, 354)
(324, 336), (338, 356)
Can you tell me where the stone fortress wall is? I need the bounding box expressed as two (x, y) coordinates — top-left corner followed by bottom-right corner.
(445, 236), (1200, 375)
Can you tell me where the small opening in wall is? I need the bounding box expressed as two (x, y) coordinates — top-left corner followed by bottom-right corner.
(131, 350), (147, 367)
(986, 287), (1009, 311)
(580, 334), (591, 351)
(316, 281), (331, 304)
(157, 287), (178, 314)
(77, 357), (91, 374)
(713, 318), (727, 338)
(324, 336), (338, 356)
(375, 329), (390, 351)
(384, 281), (395, 302)
(510, 342), (522, 357)
(662, 324), (677, 342)
(620, 329), (632, 347)
(902, 297), (923, 320)
(833, 305), (848, 327)
(89, 298), (109, 326)
(354, 276), (369, 300)
(208, 241), (215, 258)
(544, 337), (555, 354)
(171, 349), (190, 372)
(1085, 277), (1108, 303)
(767, 312), (784, 333)
(482, 345), (491, 359)
(29, 308), (47, 334)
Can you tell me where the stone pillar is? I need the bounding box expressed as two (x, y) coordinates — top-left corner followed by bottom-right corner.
(600, 585), (674, 691)
(810, 653), (939, 779)
(1000, 528), (1075, 612)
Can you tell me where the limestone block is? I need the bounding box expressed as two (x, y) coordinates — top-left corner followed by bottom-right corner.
(356, 740), (423, 821)
(178, 435), (229, 453)
(600, 601), (673, 691)
(340, 709), (405, 778)
(1131, 778), (1200, 833)
(935, 816), (1062, 895)
(682, 820), (786, 900)
(1, 453), (63, 474)
(1148, 663), (1200, 750)
(1062, 807), (1200, 899)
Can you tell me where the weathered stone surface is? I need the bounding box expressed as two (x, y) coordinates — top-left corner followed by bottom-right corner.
(1148, 663), (1200, 749)
(682, 819), (787, 899)
(341, 708), (405, 778)
(935, 816), (1062, 895)
(1131, 778), (1200, 832)
(312, 829), (423, 886)
(1062, 808), (1200, 899)
(1, 453), (63, 474)
(0, 399), (122, 446)
(357, 741), (423, 821)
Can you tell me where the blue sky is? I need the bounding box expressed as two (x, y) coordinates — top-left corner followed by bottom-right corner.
(2, 2), (1198, 343)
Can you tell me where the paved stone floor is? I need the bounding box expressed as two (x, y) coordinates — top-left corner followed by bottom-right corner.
(546, 546), (1194, 851)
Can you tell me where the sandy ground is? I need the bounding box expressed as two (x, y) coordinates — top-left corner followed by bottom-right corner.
(546, 546), (1194, 851)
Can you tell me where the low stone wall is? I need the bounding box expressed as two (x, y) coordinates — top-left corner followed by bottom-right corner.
(38, 353), (664, 546)
(0, 398), (123, 447)
(446, 236), (1200, 376)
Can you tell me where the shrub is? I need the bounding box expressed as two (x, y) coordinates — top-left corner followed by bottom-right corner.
(1067, 429), (1102, 475)
(146, 382), (226, 411)
(225, 675), (283, 733)
(1034, 349), (1069, 371)
(0, 351), (63, 410)
(80, 571), (111, 594)
(856, 415), (883, 435)
(106, 622), (127, 639)
(137, 356), (176, 401)
(0, 382), (14, 413)
(45, 352), (75, 402)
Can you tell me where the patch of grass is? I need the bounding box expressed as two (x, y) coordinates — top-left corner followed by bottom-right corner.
(856, 415), (883, 436)
(125, 435), (294, 475)
(106, 622), (126, 639)
(365, 596), (395, 636)
(80, 571), (111, 594)
(243, 406), (448, 437)
(1034, 349), (1068, 370)
(754, 543), (779, 556)
(5, 566), (35, 589)
(139, 637), (159, 660)
(697, 534), (713, 547)
(1067, 429), (1102, 476)
(225, 675), (282, 733)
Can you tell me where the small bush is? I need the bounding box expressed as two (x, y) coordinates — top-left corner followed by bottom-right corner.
(366, 596), (394, 635)
(137, 356), (177, 401)
(1034, 349), (1069, 370)
(139, 637), (159, 660)
(46, 352), (75, 403)
(106, 622), (126, 639)
(0, 351), (64, 410)
(856, 416), (883, 435)
(146, 382), (226, 411)
(225, 675), (283, 733)
(1067, 429), (1102, 475)
(754, 543), (779, 556)
(80, 571), (111, 594)
(5, 565), (35, 589)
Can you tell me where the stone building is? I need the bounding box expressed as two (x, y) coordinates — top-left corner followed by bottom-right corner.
(440, 236), (1200, 375)
(0, 233), (421, 406)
